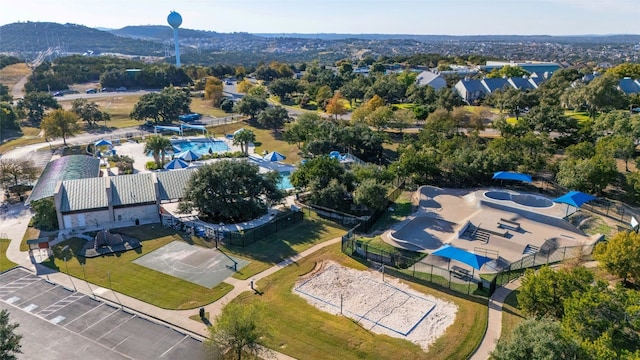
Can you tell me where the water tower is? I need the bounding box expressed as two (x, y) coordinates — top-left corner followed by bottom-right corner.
(167, 11), (182, 67)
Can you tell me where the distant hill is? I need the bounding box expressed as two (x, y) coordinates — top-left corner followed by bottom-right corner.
(110, 25), (262, 43)
(254, 33), (640, 44)
(0, 22), (163, 55)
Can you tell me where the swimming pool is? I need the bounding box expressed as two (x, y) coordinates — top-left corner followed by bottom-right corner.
(172, 139), (229, 156)
(278, 171), (294, 190)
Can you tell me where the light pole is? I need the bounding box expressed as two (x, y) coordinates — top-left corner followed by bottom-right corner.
(63, 256), (76, 291)
(107, 271), (123, 309)
(82, 263), (96, 299)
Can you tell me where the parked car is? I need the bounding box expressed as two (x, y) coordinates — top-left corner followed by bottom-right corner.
(631, 107), (640, 114)
(53, 91), (64, 97)
(116, 87), (127, 92)
(85, 88), (97, 94)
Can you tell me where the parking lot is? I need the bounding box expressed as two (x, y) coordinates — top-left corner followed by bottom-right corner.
(0, 268), (207, 360)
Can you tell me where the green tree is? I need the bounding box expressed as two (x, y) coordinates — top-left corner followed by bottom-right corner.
(367, 105), (393, 131)
(0, 84), (11, 102)
(31, 198), (59, 230)
(143, 135), (173, 168)
(233, 96), (268, 121)
(579, 74), (628, 118)
(207, 302), (269, 360)
(268, 78), (299, 101)
(556, 154), (617, 195)
(486, 65), (530, 79)
(391, 108), (416, 133)
(283, 112), (321, 149)
(315, 85), (333, 110)
(232, 129), (256, 156)
(490, 318), (583, 360)
(236, 79), (254, 93)
(41, 109), (80, 146)
(179, 160), (283, 223)
(518, 266), (594, 319)
(257, 106), (288, 133)
(0, 309), (22, 360)
(0, 158), (39, 189)
(130, 86), (191, 123)
(353, 179), (389, 211)
(20, 91), (60, 123)
(562, 283), (640, 356)
(594, 231), (640, 284)
(71, 98), (110, 127)
(0, 103), (20, 144)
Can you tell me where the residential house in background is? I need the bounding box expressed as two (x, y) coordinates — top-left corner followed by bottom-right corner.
(415, 71), (447, 90)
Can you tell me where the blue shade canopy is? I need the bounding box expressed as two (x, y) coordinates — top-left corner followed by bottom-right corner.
(492, 171), (532, 183)
(177, 150), (200, 162)
(264, 151), (286, 162)
(164, 158), (189, 170)
(553, 191), (596, 208)
(431, 244), (493, 270)
(94, 139), (112, 147)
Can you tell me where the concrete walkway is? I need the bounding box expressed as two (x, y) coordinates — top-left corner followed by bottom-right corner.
(468, 279), (521, 360)
(0, 199), (340, 359)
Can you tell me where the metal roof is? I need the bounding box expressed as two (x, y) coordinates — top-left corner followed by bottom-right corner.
(60, 177), (108, 212)
(618, 78), (640, 95)
(27, 155), (100, 205)
(481, 78), (511, 93)
(110, 173), (156, 206)
(156, 168), (197, 201)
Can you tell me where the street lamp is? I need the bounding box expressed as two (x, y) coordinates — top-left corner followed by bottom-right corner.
(63, 256), (76, 291)
(107, 271), (123, 309)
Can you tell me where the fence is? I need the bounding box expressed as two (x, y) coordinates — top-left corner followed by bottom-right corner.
(224, 211), (304, 248)
(492, 243), (597, 288)
(341, 229), (599, 297)
(301, 181), (406, 234)
(341, 235), (482, 296)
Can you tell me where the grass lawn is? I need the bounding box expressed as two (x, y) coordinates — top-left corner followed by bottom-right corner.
(190, 98), (229, 118)
(565, 110), (591, 124)
(59, 95), (142, 129)
(0, 63), (31, 90)
(231, 243), (487, 360)
(500, 289), (524, 340)
(225, 213), (346, 280)
(0, 239), (18, 272)
(208, 121), (302, 164)
(41, 224), (233, 310)
(370, 190), (414, 232)
(0, 136), (45, 154)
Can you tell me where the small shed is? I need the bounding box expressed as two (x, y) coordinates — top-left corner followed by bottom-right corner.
(26, 238), (50, 251)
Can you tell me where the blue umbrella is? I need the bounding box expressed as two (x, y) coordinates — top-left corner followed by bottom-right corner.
(164, 158), (189, 170)
(264, 151), (286, 162)
(431, 244), (492, 270)
(492, 171), (532, 183)
(553, 191), (596, 208)
(94, 139), (112, 147)
(177, 149), (200, 162)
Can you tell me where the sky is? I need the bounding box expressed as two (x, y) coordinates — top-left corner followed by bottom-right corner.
(2, 0), (639, 35)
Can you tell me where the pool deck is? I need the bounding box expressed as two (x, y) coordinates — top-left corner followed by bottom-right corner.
(383, 186), (601, 268)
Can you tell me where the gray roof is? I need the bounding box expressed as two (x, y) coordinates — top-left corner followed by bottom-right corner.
(110, 173), (156, 206)
(481, 78), (511, 93)
(459, 79), (486, 93)
(156, 168), (197, 201)
(60, 177), (108, 212)
(416, 71), (446, 89)
(508, 77), (535, 90)
(27, 155), (100, 205)
(618, 78), (640, 95)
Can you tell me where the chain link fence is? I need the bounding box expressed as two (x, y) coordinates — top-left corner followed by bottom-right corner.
(224, 211), (304, 248)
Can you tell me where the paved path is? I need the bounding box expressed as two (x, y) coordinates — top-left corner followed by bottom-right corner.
(0, 196), (340, 359)
(468, 279), (521, 360)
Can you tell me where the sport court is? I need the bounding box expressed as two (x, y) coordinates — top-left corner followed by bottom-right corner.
(133, 241), (248, 288)
(0, 268), (206, 360)
(295, 263), (436, 336)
